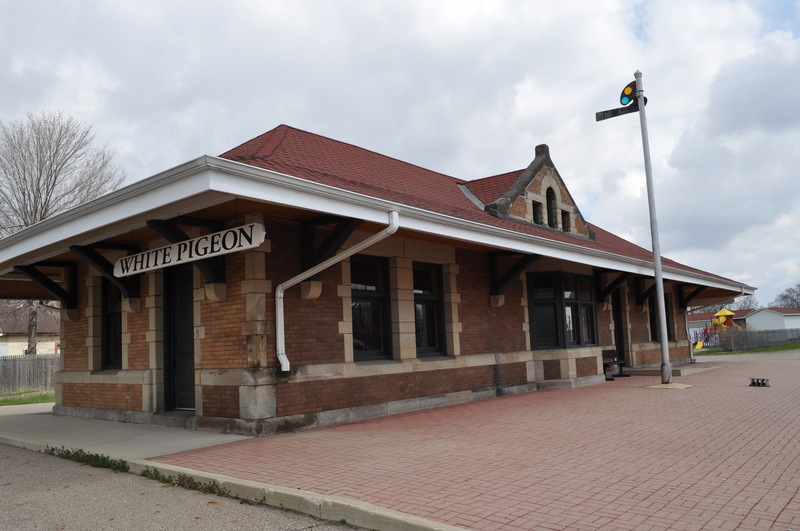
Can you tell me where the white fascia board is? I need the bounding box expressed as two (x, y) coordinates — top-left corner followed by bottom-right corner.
(0, 157), (227, 273)
(204, 157), (756, 294)
(0, 154), (756, 296)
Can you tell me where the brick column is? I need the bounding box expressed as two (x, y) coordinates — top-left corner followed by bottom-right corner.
(239, 213), (276, 420)
(443, 263), (461, 357)
(391, 257), (416, 359)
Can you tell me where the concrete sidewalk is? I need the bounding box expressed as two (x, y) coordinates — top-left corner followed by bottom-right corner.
(0, 402), (249, 459)
(3, 351), (800, 530)
(0, 402), (448, 531)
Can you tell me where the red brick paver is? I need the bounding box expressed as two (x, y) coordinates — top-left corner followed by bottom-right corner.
(153, 352), (800, 530)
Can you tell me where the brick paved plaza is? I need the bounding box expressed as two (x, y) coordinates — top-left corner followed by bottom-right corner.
(153, 352), (800, 530)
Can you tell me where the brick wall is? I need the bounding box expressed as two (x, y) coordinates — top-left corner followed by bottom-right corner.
(542, 360), (561, 380)
(202, 385), (240, 418)
(496, 361), (528, 386)
(61, 382), (143, 411)
(268, 220), (344, 367)
(457, 249), (526, 355)
(523, 167), (591, 238)
(575, 356), (596, 378)
(637, 347), (662, 366)
(636, 344), (690, 365)
(200, 253), (248, 369)
(276, 366), (494, 417)
(627, 297), (652, 344)
(509, 196), (528, 220)
(126, 277), (149, 370)
(597, 304), (614, 347)
(62, 263), (89, 371)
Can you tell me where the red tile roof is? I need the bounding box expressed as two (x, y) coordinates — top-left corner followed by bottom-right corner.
(464, 169), (524, 205)
(221, 125), (473, 219)
(220, 125), (736, 283)
(758, 308), (800, 315)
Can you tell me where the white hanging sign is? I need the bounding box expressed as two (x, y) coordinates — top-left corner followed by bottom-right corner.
(113, 222), (266, 277)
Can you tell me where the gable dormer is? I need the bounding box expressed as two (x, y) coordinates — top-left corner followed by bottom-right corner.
(466, 144), (592, 239)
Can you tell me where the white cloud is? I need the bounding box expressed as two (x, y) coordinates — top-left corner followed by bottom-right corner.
(0, 0), (798, 303)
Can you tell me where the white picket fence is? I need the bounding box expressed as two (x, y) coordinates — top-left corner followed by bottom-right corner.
(0, 355), (60, 394)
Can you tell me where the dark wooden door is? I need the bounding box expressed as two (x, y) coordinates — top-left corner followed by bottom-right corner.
(611, 289), (627, 365)
(164, 263), (195, 410)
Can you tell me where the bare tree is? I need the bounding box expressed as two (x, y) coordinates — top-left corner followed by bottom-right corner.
(688, 303), (724, 315)
(0, 111), (124, 235)
(729, 295), (761, 311)
(771, 283), (800, 310)
(0, 111), (125, 354)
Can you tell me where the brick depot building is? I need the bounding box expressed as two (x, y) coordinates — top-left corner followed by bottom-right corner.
(0, 125), (754, 434)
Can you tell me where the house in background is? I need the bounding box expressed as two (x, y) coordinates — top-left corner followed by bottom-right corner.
(0, 125), (755, 434)
(744, 308), (800, 331)
(689, 307), (800, 343)
(0, 301), (60, 357)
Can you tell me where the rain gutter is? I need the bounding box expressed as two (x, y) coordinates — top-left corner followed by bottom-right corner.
(274, 210), (399, 372)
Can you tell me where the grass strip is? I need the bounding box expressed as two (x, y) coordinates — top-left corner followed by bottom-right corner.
(44, 446), (130, 473)
(140, 467), (233, 497)
(0, 391), (55, 406)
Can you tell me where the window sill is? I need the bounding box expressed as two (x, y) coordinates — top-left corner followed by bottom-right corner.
(354, 358), (402, 366)
(91, 368), (122, 375)
(416, 353), (451, 361)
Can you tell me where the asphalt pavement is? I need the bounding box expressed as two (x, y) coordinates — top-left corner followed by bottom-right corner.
(0, 443), (361, 530)
(0, 402), (450, 531)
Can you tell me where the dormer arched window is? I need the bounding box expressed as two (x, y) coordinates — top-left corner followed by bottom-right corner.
(546, 187), (558, 229)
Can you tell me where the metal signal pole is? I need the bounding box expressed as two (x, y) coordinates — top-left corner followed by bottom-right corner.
(634, 70), (672, 384)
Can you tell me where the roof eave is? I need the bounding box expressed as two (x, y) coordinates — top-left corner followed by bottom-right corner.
(209, 158), (754, 294)
(0, 155), (755, 296)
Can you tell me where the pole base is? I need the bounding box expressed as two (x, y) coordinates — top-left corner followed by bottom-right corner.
(661, 363), (672, 384)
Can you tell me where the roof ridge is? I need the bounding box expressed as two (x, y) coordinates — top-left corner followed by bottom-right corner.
(222, 124), (465, 184)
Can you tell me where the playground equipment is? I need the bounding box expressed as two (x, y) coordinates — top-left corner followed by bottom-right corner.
(694, 308), (742, 349)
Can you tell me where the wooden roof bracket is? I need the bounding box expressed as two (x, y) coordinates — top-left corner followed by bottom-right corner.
(70, 243), (141, 311)
(636, 277), (657, 307)
(13, 261), (78, 316)
(594, 270), (631, 302)
(679, 284), (706, 309)
(301, 216), (362, 288)
(147, 217), (226, 289)
(489, 252), (540, 307)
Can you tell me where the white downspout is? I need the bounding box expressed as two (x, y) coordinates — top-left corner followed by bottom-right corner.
(275, 210), (399, 371)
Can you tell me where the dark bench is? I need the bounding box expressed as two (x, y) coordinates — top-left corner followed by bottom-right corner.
(602, 349), (629, 380)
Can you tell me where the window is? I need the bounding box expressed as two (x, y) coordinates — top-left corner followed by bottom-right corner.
(413, 262), (445, 356)
(546, 188), (558, 229)
(528, 272), (597, 349)
(101, 277), (122, 369)
(532, 201), (543, 225)
(351, 256), (391, 361)
(561, 211), (571, 233)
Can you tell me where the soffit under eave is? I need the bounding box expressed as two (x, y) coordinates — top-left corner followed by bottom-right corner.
(0, 276), (59, 300)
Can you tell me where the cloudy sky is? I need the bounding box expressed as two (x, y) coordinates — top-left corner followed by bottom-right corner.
(1, 0), (798, 305)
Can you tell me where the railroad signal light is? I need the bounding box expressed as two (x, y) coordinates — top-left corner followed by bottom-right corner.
(620, 81), (637, 106)
(596, 78), (647, 122)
